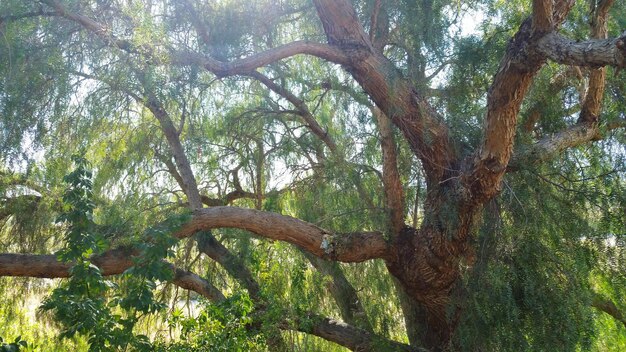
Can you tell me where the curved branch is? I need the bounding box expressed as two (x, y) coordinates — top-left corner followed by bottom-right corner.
(509, 1), (621, 172)
(465, 2), (575, 203)
(312, 0), (455, 183)
(0, 251), (225, 301)
(178, 207), (390, 262)
(42, 0), (347, 76)
(304, 252), (372, 330)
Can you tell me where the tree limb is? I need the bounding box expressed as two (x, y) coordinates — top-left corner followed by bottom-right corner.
(140, 86), (204, 211)
(0, 251), (225, 301)
(532, 0), (553, 33)
(284, 313), (427, 352)
(373, 108), (405, 235)
(465, 1), (574, 203)
(507, 119), (626, 171)
(312, 0), (455, 184)
(247, 71), (338, 153)
(537, 32), (626, 69)
(509, 1), (623, 171)
(304, 252), (372, 331)
(195, 232), (262, 301)
(177, 207), (391, 262)
(42, 0), (348, 76)
(578, 0), (614, 124)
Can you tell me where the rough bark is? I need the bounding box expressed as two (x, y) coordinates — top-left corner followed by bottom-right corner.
(312, 0), (456, 185)
(537, 31), (626, 68)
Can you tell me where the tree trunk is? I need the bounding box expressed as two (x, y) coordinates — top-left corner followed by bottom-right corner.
(385, 198), (480, 351)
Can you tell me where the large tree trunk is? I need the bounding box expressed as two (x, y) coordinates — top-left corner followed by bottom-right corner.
(385, 194), (480, 350)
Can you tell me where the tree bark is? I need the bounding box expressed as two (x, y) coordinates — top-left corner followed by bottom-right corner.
(0, 251), (225, 301)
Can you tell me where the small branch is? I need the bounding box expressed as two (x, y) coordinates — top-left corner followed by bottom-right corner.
(43, 0), (348, 76)
(373, 108), (405, 235)
(508, 119), (626, 171)
(247, 71), (338, 153)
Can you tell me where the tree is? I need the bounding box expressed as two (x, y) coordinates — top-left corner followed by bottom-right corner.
(0, 0), (625, 351)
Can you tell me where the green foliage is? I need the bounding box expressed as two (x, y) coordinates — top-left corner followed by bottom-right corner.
(0, 336), (30, 352)
(39, 157), (186, 351)
(158, 293), (267, 352)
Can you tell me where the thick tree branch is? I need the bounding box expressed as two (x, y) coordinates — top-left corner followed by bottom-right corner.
(177, 207), (390, 262)
(284, 313), (427, 352)
(537, 32), (626, 69)
(578, 0), (614, 124)
(0, 251), (225, 301)
(508, 0), (622, 171)
(465, 1), (575, 203)
(312, 0), (455, 184)
(466, 18), (546, 203)
(532, 0), (553, 33)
